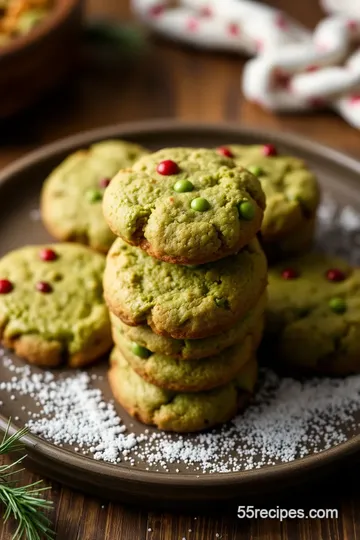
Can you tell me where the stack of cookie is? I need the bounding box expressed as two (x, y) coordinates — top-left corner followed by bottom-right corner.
(102, 148), (268, 432)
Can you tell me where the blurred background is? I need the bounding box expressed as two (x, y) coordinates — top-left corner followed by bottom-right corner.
(1, 0), (360, 169)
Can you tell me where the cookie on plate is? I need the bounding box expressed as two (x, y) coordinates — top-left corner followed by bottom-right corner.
(104, 237), (267, 339)
(0, 243), (112, 367)
(41, 140), (148, 253)
(103, 147), (266, 264)
(112, 320), (263, 392)
(109, 349), (258, 432)
(111, 291), (267, 360)
(266, 252), (360, 375)
(224, 143), (320, 259)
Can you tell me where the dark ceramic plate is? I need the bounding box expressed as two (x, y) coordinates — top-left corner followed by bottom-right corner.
(1, 120), (360, 506)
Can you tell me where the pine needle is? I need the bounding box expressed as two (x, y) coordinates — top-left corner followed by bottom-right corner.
(0, 420), (55, 540)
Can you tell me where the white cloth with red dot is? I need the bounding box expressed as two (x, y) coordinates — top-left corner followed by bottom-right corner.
(132, 0), (360, 129)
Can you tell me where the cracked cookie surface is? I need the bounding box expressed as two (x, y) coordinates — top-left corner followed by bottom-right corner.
(228, 144), (320, 260)
(109, 348), (258, 432)
(103, 147), (265, 264)
(0, 243), (112, 367)
(266, 253), (360, 375)
(41, 140), (148, 253)
(104, 237), (267, 339)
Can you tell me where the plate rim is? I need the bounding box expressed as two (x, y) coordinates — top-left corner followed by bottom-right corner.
(1, 118), (360, 490)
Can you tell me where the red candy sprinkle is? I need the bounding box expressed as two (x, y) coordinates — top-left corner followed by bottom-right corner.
(99, 177), (111, 188)
(36, 281), (52, 293)
(0, 279), (13, 294)
(217, 146), (234, 158)
(281, 268), (298, 280)
(326, 268), (346, 282)
(263, 143), (277, 157)
(156, 160), (179, 175)
(39, 248), (57, 262)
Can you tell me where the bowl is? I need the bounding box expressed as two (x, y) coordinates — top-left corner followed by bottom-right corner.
(0, 0), (83, 119)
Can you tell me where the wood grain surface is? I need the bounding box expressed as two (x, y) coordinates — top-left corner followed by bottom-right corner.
(1, 0), (360, 538)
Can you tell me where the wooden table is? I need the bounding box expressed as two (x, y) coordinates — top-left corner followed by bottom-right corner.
(1, 1), (360, 538)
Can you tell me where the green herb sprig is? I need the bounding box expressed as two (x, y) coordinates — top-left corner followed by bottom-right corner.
(0, 421), (55, 540)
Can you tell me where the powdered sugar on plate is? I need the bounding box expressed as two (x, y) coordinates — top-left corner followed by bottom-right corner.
(1, 355), (360, 473)
(1, 197), (360, 474)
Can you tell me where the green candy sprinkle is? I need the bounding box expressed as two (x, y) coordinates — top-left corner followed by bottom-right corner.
(131, 342), (152, 358)
(173, 179), (194, 193)
(214, 297), (230, 309)
(238, 200), (255, 220)
(248, 165), (263, 177)
(329, 297), (347, 314)
(191, 197), (210, 212)
(85, 189), (103, 203)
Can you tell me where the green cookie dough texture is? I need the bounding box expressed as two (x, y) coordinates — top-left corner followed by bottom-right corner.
(104, 237), (268, 339)
(266, 253), (360, 375)
(103, 147), (266, 264)
(229, 145), (320, 259)
(111, 291), (267, 360)
(0, 244), (112, 368)
(109, 349), (258, 432)
(113, 320), (263, 392)
(41, 140), (148, 253)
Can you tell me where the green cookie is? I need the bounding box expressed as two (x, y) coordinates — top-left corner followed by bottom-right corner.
(103, 147), (265, 264)
(266, 253), (360, 375)
(104, 237), (267, 339)
(113, 320), (262, 391)
(111, 291), (266, 360)
(228, 144), (320, 260)
(109, 349), (258, 432)
(0, 243), (112, 367)
(41, 140), (148, 253)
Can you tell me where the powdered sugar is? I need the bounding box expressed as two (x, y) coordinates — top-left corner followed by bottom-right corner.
(1, 197), (360, 473)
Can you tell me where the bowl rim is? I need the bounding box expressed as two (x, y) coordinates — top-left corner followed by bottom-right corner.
(0, 0), (81, 60)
